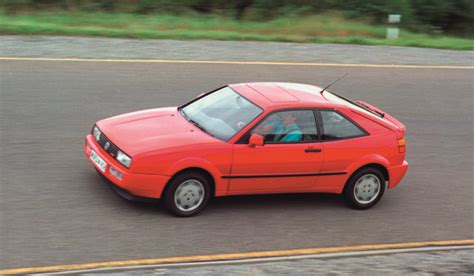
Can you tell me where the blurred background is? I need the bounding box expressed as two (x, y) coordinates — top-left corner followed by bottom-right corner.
(0, 0), (472, 50)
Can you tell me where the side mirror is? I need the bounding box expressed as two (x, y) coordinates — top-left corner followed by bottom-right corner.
(249, 133), (264, 147)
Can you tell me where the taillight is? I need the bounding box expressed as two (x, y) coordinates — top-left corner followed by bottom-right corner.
(398, 137), (406, 153)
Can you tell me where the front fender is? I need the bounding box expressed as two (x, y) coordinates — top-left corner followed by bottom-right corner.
(166, 157), (230, 196)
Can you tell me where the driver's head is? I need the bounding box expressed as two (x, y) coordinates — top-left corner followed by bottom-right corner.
(282, 112), (297, 126)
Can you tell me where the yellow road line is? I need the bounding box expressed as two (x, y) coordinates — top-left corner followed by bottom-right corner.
(0, 57), (473, 69)
(1, 239), (473, 275)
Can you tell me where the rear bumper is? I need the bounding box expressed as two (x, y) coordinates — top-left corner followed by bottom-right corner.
(84, 134), (170, 199)
(388, 160), (408, 189)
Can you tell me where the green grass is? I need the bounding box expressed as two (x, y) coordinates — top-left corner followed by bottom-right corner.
(0, 12), (472, 50)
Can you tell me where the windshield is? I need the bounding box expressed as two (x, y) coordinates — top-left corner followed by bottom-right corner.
(180, 87), (263, 141)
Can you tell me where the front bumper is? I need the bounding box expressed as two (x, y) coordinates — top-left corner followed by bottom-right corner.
(84, 134), (170, 199)
(388, 160), (408, 189)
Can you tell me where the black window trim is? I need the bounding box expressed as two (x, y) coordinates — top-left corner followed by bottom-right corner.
(236, 108), (321, 144)
(316, 108), (369, 142)
(178, 85), (226, 110)
(322, 90), (384, 118)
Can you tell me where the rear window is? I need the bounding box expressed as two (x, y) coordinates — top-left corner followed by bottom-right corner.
(322, 91), (383, 119)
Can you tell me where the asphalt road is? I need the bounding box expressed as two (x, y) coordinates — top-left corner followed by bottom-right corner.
(0, 60), (473, 269)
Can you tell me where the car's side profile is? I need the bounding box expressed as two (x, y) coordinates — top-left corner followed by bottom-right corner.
(84, 82), (408, 217)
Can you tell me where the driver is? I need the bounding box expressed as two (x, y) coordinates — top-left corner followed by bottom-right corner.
(255, 111), (303, 142)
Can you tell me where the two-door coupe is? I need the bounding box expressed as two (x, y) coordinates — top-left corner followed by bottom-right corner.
(84, 82), (408, 217)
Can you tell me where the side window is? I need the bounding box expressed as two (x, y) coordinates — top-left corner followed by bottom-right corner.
(252, 110), (318, 143)
(320, 111), (365, 140)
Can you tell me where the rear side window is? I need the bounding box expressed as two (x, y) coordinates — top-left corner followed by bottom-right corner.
(320, 111), (365, 140)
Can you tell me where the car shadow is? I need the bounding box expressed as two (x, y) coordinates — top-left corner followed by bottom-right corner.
(209, 193), (345, 212)
(86, 170), (346, 215)
(125, 192), (345, 216)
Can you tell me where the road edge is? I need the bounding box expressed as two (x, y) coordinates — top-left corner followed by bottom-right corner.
(1, 239), (473, 275)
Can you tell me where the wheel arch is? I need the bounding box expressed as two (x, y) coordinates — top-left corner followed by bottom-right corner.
(343, 163), (389, 193)
(352, 163), (389, 181)
(161, 167), (216, 198)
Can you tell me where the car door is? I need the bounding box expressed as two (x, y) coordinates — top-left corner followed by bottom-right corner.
(227, 109), (324, 194)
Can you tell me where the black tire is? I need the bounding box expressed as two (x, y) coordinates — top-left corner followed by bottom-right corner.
(343, 167), (386, 210)
(163, 171), (211, 217)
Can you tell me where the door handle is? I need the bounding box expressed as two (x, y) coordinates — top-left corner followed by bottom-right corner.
(305, 148), (322, 153)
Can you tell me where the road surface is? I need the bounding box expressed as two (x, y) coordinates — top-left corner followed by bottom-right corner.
(0, 53), (473, 269)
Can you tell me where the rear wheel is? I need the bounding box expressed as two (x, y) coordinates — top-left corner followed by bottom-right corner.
(344, 167), (385, 209)
(163, 172), (210, 217)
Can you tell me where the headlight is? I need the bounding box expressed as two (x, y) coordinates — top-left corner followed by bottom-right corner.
(116, 150), (132, 168)
(92, 126), (101, 141)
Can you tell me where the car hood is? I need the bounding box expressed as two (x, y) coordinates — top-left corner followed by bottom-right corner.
(97, 107), (220, 156)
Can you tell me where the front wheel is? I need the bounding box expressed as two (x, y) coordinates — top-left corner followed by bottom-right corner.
(163, 172), (211, 217)
(343, 168), (386, 209)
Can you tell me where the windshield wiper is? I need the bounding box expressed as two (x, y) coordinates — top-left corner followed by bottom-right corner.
(178, 107), (189, 120)
(179, 109), (214, 137)
(190, 119), (215, 137)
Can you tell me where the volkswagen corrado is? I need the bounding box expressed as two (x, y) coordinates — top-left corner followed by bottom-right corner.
(84, 82), (408, 217)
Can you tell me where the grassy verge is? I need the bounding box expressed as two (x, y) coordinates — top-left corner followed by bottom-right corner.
(0, 12), (472, 50)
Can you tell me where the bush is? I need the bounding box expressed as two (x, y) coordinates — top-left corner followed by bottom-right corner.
(0, 0), (472, 35)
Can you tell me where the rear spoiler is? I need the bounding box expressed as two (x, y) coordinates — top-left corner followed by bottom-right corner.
(354, 101), (406, 139)
(356, 100), (385, 118)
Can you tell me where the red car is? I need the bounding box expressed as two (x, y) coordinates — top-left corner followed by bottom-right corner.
(84, 82), (408, 217)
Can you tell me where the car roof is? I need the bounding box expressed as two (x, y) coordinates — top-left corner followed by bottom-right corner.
(229, 82), (337, 109)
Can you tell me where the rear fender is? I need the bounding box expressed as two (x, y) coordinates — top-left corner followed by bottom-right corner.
(345, 154), (390, 182)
